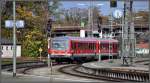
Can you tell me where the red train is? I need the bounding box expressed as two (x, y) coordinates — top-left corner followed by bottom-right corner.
(49, 36), (118, 61)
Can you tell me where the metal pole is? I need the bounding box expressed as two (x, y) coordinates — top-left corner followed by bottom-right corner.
(47, 0), (52, 76)
(109, 8), (113, 62)
(149, 0), (150, 82)
(48, 37), (50, 68)
(91, 0), (94, 37)
(121, 13), (124, 64)
(98, 49), (101, 62)
(49, 32), (52, 75)
(48, 37), (52, 73)
(130, 0), (134, 66)
(0, 0), (2, 80)
(88, 5), (91, 37)
(13, 0), (16, 77)
(40, 51), (42, 61)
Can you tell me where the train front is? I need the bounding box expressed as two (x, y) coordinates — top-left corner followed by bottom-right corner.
(49, 38), (71, 58)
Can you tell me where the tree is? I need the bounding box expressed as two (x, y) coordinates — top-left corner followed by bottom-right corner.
(60, 7), (88, 26)
(1, 1), (55, 57)
(22, 28), (47, 57)
(48, 0), (61, 21)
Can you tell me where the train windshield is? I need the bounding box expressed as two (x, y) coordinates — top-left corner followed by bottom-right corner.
(52, 40), (66, 50)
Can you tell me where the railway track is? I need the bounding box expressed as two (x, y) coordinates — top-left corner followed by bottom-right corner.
(58, 64), (125, 82)
(2, 60), (149, 82)
(2, 61), (47, 72)
(58, 64), (149, 82)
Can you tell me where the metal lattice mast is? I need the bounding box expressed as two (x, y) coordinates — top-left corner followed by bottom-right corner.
(123, 0), (135, 66)
(129, 0), (135, 65)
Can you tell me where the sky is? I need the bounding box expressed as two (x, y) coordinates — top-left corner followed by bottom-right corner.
(59, 0), (148, 16)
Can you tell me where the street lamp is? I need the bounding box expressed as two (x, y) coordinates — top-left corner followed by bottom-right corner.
(77, 3), (103, 37)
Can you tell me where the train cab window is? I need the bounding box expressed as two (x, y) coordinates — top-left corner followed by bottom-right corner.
(52, 40), (66, 50)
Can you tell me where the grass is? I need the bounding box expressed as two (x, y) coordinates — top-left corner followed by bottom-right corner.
(1, 57), (42, 65)
(1, 57), (56, 65)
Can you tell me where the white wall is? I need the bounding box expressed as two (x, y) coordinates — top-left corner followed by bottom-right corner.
(2, 45), (21, 58)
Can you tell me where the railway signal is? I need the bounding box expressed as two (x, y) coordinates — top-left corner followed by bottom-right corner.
(39, 47), (43, 61)
(47, 19), (52, 33)
(97, 16), (102, 33)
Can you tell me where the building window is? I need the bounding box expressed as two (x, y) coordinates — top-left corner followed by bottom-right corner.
(1, 46), (3, 50)
(11, 46), (13, 50)
(6, 46), (8, 50)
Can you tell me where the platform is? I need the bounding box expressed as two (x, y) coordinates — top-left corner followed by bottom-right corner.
(77, 58), (149, 82)
(82, 58), (148, 72)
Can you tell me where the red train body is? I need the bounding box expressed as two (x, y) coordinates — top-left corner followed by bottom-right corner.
(49, 36), (118, 59)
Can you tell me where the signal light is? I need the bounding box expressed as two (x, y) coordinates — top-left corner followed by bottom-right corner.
(110, 0), (117, 7)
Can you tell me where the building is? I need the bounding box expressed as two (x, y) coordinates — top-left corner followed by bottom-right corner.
(1, 38), (21, 58)
(136, 42), (149, 57)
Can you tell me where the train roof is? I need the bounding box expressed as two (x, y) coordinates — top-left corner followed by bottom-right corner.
(52, 36), (118, 42)
(52, 36), (98, 41)
(99, 38), (118, 43)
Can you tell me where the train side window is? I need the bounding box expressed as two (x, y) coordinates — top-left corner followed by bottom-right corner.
(85, 43), (87, 50)
(72, 41), (76, 50)
(106, 44), (109, 50)
(94, 43), (96, 50)
(88, 43), (90, 50)
(100, 44), (103, 49)
(71, 42), (74, 49)
(85, 43), (88, 50)
(101, 44), (105, 50)
(87, 43), (90, 50)
(89, 43), (91, 50)
(109, 44), (112, 49)
(91, 43), (92, 50)
(114, 44), (116, 49)
(79, 43), (82, 50)
(91, 43), (93, 50)
(92, 43), (94, 50)
(78, 43), (81, 50)
(75, 42), (77, 50)
(81, 43), (84, 50)
(81, 42), (83, 50)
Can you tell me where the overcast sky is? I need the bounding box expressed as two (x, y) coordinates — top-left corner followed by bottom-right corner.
(59, 0), (148, 16)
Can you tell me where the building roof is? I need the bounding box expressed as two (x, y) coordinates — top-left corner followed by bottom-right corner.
(136, 42), (149, 49)
(0, 38), (21, 45)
